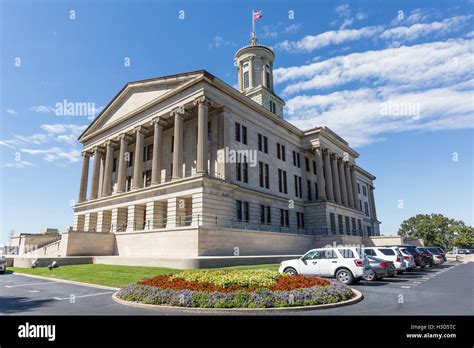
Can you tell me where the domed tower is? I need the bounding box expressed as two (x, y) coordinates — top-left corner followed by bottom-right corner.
(235, 34), (285, 118)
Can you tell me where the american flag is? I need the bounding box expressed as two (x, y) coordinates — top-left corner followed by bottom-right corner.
(253, 10), (263, 20)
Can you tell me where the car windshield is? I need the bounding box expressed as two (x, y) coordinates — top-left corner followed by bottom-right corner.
(378, 248), (395, 256)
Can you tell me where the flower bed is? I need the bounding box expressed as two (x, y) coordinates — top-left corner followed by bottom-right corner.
(117, 269), (354, 309)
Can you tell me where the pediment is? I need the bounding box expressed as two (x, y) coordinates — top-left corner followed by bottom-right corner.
(79, 71), (205, 140)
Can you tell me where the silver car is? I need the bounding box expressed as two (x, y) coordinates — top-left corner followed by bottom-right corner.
(363, 255), (396, 281)
(399, 247), (416, 270)
(0, 256), (6, 274)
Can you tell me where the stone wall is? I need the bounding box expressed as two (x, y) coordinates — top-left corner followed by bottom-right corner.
(61, 232), (116, 256)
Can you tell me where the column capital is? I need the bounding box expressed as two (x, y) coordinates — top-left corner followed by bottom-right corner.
(81, 151), (91, 158)
(134, 125), (149, 136)
(171, 105), (185, 119)
(92, 146), (105, 156)
(330, 152), (339, 160)
(118, 133), (132, 142)
(151, 117), (167, 128)
(193, 95), (212, 107)
(104, 140), (118, 148)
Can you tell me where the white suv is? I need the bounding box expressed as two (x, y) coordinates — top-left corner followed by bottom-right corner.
(362, 247), (406, 273)
(279, 247), (370, 285)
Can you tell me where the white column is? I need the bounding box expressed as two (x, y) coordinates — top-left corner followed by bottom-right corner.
(315, 148), (326, 200)
(151, 118), (166, 185)
(172, 107), (185, 180)
(369, 185), (378, 221)
(90, 147), (103, 200)
(132, 126), (147, 189)
(338, 158), (348, 206)
(323, 149), (334, 202)
(195, 96), (210, 175)
(78, 152), (90, 203)
(249, 57), (254, 88)
(350, 165), (360, 210)
(331, 153), (342, 204)
(344, 162), (354, 208)
(102, 141), (116, 197)
(116, 134), (131, 193)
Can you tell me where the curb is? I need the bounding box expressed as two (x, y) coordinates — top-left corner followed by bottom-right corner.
(11, 272), (120, 291)
(111, 288), (364, 313)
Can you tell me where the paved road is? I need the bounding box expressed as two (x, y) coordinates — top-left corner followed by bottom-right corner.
(0, 261), (471, 315)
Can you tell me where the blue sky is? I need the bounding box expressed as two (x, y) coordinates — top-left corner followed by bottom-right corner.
(1, 0), (473, 244)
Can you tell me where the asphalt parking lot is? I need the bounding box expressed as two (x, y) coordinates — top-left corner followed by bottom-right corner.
(0, 261), (471, 315)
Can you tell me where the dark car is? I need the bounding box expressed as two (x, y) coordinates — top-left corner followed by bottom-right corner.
(426, 247), (447, 262)
(417, 247), (434, 267)
(392, 245), (426, 268)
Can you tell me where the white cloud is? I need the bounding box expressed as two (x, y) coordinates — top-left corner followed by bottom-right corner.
(14, 134), (50, 145)
(381, 16), (471, 46)
(275, 39), (474, 95)
(30, 105), (54, 113)
(40, 124), (87, 135)
(262, 23), (303, 39)
(21, 147), (81, 163)
(209, 36), (234, 49)
(6, 109), (17, 115)
(1, 161), (36, 169)
(275, 26), (383, 53)
(286, 83), (473, 147)
(275, 15), (469, 53)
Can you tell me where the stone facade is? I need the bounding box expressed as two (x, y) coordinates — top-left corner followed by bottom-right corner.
(65, 37), (380, 258)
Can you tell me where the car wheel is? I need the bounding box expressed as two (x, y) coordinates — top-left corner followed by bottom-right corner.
(363, 270), (376, 281)
(284, 267), (298, 276)
(336, 268), (354, 285)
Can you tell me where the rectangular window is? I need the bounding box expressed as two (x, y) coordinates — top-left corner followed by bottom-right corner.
(281, 145), (286, 161)
(144, 170), (152, 187)
(147, 144), (153, 161)
(127, 151), (134, 168)
(260, 205), (271, 224)
(242, 156), (248, 183)
(236, 161), (241, 181)
(296, 212), (305, 229)
(293, 151), (297, 166)
(259, 162), (264, 188)
(283, 170), (287, 194)
(298, 176), (302, 198)
(363, 185), (367, 196)
(265, 163), (269, 189)
(258, 134), (262, 152)
(358, 219), (362, 235)
(260, 205), (265, 223)
(280, 209), (284, 226)
(358, 183), (361, 194)
(345, 216), (350, 234)
(126, 176), (132, 191)
(307, 180), (312, 200)
(367, 226), (372, 236)
(330, 213), (336, 233)
(207, 121), (212, 141)
(364, 202), (369, 216)
(277, 143), (281, 159)
(242, 126), (247, 145)
(305, 157), (310, 172)
(297, 212), (301, 229)
(338, 215), (344, 234)
(171, 136), (174, 153)
(113, 158), (117, 172)
(315, 182), (318, 200)
(266, 206), (271, 224)
(236, 200), (242, 221)
(279, 209), (289, 227)
(313, 160), (317, 175)
(243, 63), (249, 89)
(297, 153), (300, 168)
(294, 175), (298, 197)
(243, 202), (249, 222)
(278, 169), (282, 192)
(263, 136), (268, 153)
(352, 218), (357, 234)
(235, 122), (241, 142)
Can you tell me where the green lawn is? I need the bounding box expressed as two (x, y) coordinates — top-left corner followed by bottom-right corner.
(10, 263), (279, 288)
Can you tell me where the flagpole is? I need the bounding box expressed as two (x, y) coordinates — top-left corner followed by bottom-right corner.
(252, 11), (255, 39)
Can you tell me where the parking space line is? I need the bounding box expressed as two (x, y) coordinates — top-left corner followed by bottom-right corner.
(5, 281), (59, 288)
(53, 291), (114, 301)
(401, 286), (411, 289)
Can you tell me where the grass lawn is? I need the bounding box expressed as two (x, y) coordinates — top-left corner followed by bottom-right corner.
(10, 263), (279, 288)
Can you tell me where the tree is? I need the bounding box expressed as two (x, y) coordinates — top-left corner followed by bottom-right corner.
(397, 214), (473, 250)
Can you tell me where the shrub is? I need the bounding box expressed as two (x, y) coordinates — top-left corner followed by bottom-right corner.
(117, 279), (354, 309)
(169, 269), (281, 289)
